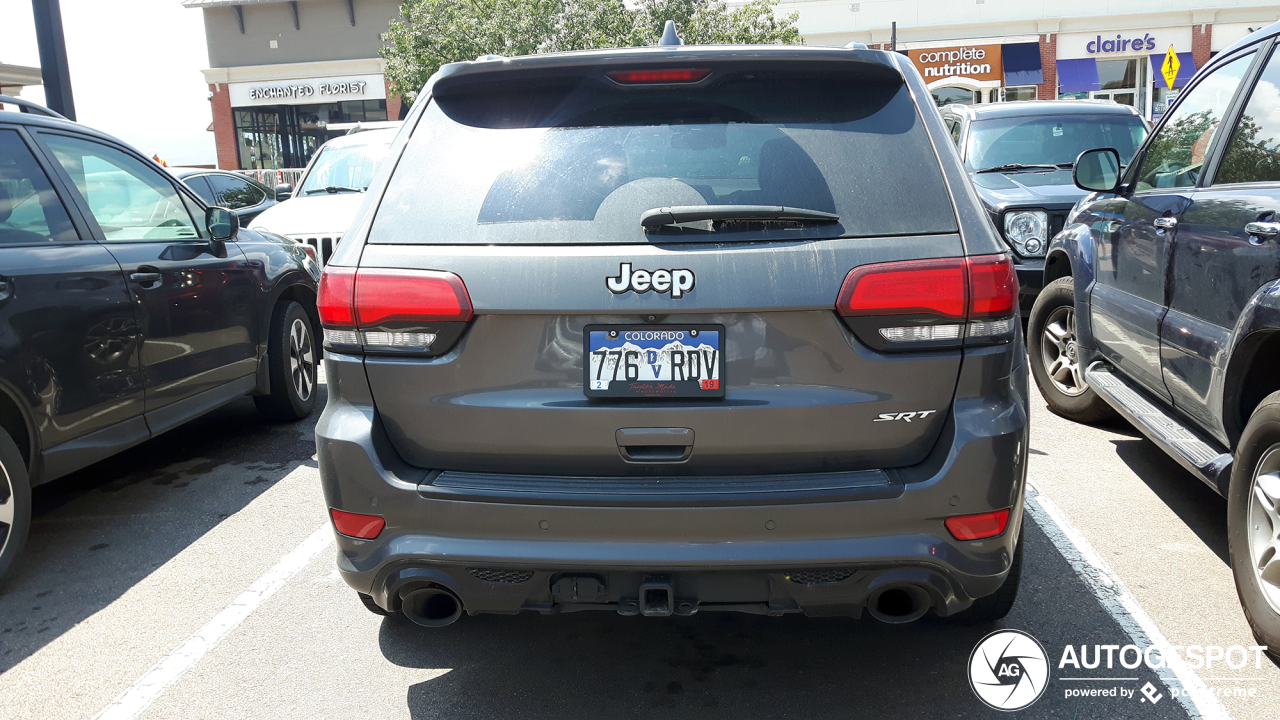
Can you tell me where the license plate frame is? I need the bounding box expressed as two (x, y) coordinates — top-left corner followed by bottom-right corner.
(583, 324), (725, 398)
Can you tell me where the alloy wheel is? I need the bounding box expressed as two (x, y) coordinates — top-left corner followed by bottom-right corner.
(0, 459), (12, 560)
(1247, 444), (1280, 615)
(288, 318), (315, 402)
(1040, 306), (1087, 397)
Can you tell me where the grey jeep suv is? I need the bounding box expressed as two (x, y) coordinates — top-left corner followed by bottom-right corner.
(315, 42), (1029, 628)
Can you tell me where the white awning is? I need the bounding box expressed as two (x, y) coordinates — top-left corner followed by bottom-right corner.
(182, 0), (294, 9)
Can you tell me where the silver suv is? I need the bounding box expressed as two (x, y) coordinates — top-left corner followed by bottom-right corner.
(315, 44), (1029, 628)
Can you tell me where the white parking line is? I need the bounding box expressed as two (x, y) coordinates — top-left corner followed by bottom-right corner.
(90, 522), (335, 720)
(1025, 481), (1233, 720)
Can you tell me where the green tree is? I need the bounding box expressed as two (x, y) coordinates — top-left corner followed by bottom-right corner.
(381, 0), (802, 102)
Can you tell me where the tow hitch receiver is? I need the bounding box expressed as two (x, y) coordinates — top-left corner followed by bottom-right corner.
(639, 577), (674, 617)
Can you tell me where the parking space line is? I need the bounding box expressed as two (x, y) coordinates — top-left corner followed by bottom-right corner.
(90, 522), (335, 720)
(1025, 481), (1233, 720)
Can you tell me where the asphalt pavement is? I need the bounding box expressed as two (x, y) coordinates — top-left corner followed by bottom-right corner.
(0, 370), (1276, 719)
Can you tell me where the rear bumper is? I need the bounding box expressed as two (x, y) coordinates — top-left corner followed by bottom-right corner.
(315, 336), (1029, 618)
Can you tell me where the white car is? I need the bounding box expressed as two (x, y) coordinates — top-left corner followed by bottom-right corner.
(250, 127), (398, 263)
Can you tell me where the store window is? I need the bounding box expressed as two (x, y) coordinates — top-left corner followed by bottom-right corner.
(1092, 58), (1144, 110)
(1000, 86), (1038, 102)
(932, 86), (979, 107)
(233, 100), (389, 170)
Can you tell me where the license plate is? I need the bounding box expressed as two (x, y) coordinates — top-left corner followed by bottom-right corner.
(583, 324), (725, 398)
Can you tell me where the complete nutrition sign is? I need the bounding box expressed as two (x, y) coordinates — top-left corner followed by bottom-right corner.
(907, 44), (1005, 83)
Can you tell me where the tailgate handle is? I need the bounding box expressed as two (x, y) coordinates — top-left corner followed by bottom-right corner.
(616, 427), (693, 463)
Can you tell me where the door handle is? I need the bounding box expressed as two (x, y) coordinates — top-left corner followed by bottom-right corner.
(129, 272), (162, 286)
(1153, 216), (1178, 230)
(1245, 221), (1280, 239)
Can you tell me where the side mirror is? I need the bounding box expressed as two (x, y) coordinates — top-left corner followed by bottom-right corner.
(275, 183), (292, 201)
(1073, 148), (1122, 193)
(206, 206), (239, 241)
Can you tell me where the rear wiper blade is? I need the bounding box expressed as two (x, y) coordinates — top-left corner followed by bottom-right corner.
(641, 205), (839, 230)
(974, 163), (1057, 174)
(304, 185), (364, 195)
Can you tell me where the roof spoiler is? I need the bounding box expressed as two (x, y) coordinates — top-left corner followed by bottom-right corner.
(0, 94), (67, 120)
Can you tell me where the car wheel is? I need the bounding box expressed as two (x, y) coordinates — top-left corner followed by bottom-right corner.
(948, 526), (1023, 623)
(1027, 277), (1114, 423)
(1228, 390), (1280, 660)
(358, 592), (394, 616)
(0, 427), (31, 587)
(254, 300), (318, 422)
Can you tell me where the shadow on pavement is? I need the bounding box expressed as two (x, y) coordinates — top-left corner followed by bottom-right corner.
(379, 520), (1190, 720)
(0, 386), (324, 673)
(1109, 437), (1228, 565)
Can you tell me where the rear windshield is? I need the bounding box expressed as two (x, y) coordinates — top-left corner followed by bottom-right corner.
(965, 114), (1148, 170)
(370, 66), (958, 245)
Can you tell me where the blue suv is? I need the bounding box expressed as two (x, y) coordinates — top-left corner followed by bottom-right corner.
(1032, 22), (1280, 657)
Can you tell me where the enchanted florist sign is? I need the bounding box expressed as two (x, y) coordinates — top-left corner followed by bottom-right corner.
(228, 73), (387, 108)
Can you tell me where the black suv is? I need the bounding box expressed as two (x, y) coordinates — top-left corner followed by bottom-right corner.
(940, 101), (1147, 314)
(1032, 22), (1280, 655)
(0, 97), (321, 583)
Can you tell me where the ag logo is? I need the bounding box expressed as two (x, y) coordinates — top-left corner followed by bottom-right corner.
(968, 629), (1049, 711)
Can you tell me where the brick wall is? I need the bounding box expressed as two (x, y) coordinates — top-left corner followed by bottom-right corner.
(1192, 24), (1212, 71)
(384, 77), (402, 121)
(209, 83), (239, 170)
(1036, 33), (1057, 100)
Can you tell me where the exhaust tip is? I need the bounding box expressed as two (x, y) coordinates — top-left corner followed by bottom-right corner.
(867, 584), (931, 624)
(401, 587), (463, 628)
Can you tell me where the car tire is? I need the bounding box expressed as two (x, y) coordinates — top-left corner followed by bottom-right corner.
(0, 427), (31, 588)
(1028, 277), (1115, 423)
(254, 300), (318, 422)
(1228, 390), (1280, 660)
(358, 592), (394, 616)
(948, 526), (1023, 623)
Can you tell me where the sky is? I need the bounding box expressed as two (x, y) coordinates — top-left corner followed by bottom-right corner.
(2, 0), (216, 165)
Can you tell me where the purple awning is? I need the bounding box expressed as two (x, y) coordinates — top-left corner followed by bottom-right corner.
(1057, 58), (1100, 93)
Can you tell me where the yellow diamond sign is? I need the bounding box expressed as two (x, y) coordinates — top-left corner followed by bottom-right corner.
(1161, 45), (1180, 89)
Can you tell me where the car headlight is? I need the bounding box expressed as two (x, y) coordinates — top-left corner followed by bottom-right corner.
(1003, 210), (1048, 257)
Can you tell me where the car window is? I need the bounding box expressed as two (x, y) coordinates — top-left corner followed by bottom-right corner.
(965, 115), (1147, 170)
(0, 129), (78, 244)
(184, 174), (217, 205)
(298, 141), (391, 196)
(1217, 48), (1280, 185)
(206, 173), (266, 209)
(372, 67), (957, 246)
(948, 119), (963, 146)
(1134, 53), (1254, 190)
(42, 134), (200, 242)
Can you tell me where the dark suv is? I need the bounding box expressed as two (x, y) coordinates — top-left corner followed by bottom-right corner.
(0, 97), (321, 583)
(315, 42), (1029, 628)
(940, 101), (1147, 314)
(1032, 22), (1280, 655)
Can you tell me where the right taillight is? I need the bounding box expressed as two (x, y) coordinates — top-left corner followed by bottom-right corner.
(835, 253), (1018, 350)
(318, 266), (474, 355)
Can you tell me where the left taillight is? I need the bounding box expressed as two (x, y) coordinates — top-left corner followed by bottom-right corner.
(835, 253), (1018, 350)
(318, 266), (474, 355)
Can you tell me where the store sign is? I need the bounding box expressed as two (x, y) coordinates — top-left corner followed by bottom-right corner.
(908, 44), (1004, 83)
(1057, 28), (1191, 59)
(228, 73), (387, 108)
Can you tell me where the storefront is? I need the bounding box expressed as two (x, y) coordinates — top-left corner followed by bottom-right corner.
(1054, 28), (1198, 122)
(227, 73), (388, 170)
(907, 41), (1045, 106)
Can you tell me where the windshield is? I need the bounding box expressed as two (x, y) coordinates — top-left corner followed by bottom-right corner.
(371, 67), (958, 245)
(298, 139), (392, 195)
(965, 114), (1147, 171)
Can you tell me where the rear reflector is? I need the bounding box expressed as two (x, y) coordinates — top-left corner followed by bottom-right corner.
(317, 266), (473, 328)
(836, 253), (1018, 321)
(945, 508), (1010, 541)
(606, 68), (711, 84)
(330, 508), (385, 539)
